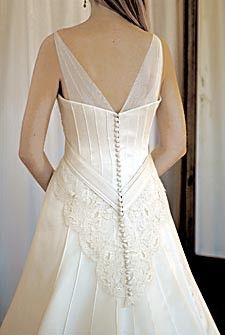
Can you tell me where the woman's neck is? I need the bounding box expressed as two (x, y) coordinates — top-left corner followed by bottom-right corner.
(87, 1), (126, 26)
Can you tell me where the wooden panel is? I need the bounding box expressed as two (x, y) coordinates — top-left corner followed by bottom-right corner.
(179, 0), (198, 259)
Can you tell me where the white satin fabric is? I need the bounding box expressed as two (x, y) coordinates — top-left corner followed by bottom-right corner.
(0, 30), (220, 334)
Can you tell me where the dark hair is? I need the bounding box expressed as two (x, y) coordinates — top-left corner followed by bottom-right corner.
(94, 0), (149, 31)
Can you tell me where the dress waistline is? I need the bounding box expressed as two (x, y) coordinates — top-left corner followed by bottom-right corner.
(62, 140), (154, 212)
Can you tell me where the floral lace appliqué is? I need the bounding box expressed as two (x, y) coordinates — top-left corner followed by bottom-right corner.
(52, 159), (168, 305)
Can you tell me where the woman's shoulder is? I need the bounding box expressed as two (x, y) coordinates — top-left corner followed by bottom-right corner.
(53, 22), (91, 40)
(35, 31), (62, 79)
(154, 33), (171, 53)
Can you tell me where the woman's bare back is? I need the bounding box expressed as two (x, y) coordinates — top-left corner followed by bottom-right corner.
(55, 21), (154, 113)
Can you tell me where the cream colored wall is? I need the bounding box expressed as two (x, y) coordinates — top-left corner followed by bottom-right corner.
(196, 0), (225, 258)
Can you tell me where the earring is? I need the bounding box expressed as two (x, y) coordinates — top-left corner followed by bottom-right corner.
(83, 0), (87, 8)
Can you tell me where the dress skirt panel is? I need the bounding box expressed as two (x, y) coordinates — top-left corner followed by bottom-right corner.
(0, 157), (220, 335)
(0, 171), (69, 335)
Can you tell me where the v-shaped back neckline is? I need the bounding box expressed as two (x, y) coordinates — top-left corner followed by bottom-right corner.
(54, 30), (156, 114)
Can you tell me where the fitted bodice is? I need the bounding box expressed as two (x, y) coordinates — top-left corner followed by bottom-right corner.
(54, 30), (163, 189)
(57, 94), (161, 188)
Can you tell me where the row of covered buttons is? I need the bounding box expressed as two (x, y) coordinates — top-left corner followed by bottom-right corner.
(113, 112), (133, 298)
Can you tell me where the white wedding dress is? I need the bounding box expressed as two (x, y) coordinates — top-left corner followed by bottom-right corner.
(0, 30), (221, 335)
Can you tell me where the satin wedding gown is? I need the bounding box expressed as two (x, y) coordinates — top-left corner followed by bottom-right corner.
(0, 31), (220, 335)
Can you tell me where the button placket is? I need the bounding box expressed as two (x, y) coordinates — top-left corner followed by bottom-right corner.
(113, 113), (133, 304)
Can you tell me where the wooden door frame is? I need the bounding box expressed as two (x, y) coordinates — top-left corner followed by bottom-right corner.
(179, 0), (198, 260)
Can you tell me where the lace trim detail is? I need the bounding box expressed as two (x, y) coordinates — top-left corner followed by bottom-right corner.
(52, 159), (167, 305)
